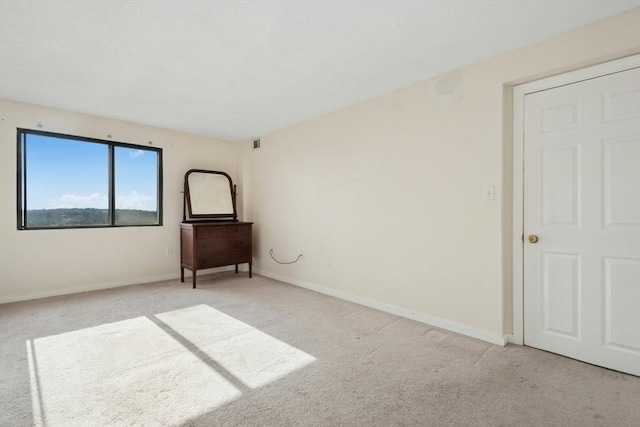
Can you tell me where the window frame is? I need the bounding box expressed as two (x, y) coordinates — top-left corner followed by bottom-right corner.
(17, 128), (163, 230)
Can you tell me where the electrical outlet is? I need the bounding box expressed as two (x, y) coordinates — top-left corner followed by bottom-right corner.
(165, 247), (173, 256)
(327, 256), (332, 266)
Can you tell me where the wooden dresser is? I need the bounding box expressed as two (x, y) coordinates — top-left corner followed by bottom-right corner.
(180, 221), (253, 288)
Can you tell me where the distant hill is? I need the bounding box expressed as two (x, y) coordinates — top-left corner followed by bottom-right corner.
(26, 208), (158, 227)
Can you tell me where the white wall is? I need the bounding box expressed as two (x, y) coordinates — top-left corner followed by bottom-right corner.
(242, 8), (640, 343)
(0, 100), (243, 302)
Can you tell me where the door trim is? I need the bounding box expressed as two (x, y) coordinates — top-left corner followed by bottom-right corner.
(511, 54), (640, 345)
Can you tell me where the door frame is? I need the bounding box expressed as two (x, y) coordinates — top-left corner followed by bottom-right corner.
(511, 54), (640, 345)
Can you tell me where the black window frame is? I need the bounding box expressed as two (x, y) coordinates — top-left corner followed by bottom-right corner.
(17, 128), (163, 230)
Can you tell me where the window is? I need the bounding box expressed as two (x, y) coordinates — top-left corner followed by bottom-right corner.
(17, 129), (162, 229)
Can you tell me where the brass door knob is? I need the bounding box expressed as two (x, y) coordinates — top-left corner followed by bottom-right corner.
(528, 234), (539, 244)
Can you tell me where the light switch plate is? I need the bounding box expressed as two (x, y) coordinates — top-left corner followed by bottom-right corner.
(484, 185), (495, 200)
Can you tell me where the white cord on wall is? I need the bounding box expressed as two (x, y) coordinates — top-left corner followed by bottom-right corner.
(269, 248), (303, 264)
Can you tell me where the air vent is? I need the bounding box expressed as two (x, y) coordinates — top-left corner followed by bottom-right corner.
(253, 139), (261, 150)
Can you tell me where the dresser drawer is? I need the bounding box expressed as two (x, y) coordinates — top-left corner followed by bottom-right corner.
(225, 224), (251, 234)
(196, 225), (227, 239)
(196, 250), (250, 269)
(196, 235), (251, 253)
(195, 224), (251, 239)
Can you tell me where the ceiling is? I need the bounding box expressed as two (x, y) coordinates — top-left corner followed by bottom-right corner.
(1, 1), (638, 142)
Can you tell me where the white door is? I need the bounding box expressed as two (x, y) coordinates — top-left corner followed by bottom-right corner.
(523, 66), (640, 376)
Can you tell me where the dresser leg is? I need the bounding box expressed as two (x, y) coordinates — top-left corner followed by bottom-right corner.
(192, 271), (196, 289)
(180, 268), (184, 283)
(235, 264), (238, 274)
(249, 262), (252, 278)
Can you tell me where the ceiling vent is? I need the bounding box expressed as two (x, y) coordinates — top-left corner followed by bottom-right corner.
(253, 139), (261, 150)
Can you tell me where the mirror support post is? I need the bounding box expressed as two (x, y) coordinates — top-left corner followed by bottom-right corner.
(233, 184), (237, 222)
(181, 189), (186, 223)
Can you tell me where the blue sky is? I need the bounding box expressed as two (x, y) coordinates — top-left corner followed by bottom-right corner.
(25, 134), (158, 211)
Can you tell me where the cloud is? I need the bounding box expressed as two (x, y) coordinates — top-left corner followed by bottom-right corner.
(55, 193), (108, 209)
(129, 150), (145, 159)
(116, 191), (155, 211)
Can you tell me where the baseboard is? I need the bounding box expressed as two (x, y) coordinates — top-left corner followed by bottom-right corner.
(0, 266), (238, 304)
(255, 268), (507, 347)
(0, 273), (177, 304)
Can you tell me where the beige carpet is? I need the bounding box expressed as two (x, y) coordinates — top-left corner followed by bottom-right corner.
(1, 273), (639, 427)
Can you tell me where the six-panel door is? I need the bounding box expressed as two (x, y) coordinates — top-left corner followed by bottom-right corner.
(523, 67), (640, 376)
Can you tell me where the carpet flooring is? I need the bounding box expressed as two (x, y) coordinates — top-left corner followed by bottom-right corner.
(1, 273), (639, 426)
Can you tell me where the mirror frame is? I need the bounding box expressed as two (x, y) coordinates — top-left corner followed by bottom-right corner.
(183, 169), (237, 222)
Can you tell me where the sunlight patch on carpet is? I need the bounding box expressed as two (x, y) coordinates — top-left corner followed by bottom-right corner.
(25, 307), (314, 426)
(155, 304), (316, 389)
